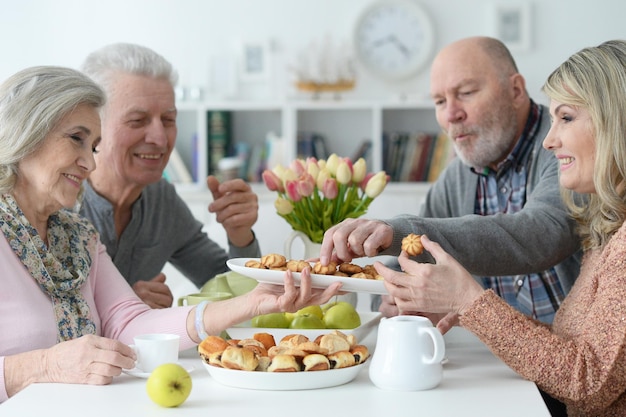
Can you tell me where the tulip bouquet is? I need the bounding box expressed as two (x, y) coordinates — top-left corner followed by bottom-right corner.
(262, 154), (389, 244)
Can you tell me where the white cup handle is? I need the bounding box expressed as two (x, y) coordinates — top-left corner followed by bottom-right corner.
(421, 327), (446, 365)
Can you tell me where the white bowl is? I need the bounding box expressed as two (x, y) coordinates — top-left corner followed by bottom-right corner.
(226, 311), (381, 343)
(203, 361), (366, 390)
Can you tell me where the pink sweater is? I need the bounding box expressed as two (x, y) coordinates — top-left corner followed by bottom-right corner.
(0, 236), (195, 402)
(462, 222), (626, 416)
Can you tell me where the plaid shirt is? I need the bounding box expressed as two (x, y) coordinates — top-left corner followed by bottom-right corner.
(473, 103), (564, 323)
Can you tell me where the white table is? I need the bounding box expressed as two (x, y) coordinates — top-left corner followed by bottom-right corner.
(0, 327), (550, 417)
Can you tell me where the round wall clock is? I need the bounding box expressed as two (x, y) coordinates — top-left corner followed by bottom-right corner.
(353, 0), (435, 81)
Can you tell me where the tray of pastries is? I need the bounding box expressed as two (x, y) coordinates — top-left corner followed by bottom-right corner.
(199, 331), (369, 390)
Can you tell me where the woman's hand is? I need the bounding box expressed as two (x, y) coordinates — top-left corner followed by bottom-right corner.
(43, 335), (136, 384)
(374, 235), (484, 319)
(5, 334), (136, 399)
(250, 267), (343, 315)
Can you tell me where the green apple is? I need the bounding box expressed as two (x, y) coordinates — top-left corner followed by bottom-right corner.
(295, 305), (323, 320)
(322, 302), (361, 329)
(146, 363), (192, 407)
(251, 312), (290, 328)
(284, 312), (295, 326)
(289, 313), (326, 329)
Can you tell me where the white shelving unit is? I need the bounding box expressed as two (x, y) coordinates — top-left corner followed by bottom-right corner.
(174, 98), (440, 187)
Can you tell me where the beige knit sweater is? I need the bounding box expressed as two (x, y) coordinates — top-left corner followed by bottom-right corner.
(461, 222), (626, 417)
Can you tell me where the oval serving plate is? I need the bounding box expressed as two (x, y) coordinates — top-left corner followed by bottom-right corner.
(226, 258), (387, 295)
(203, 361), (366, 390)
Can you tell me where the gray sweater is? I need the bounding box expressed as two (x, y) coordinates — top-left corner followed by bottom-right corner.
(383, 105), (581, 294)
(79, 179), (261, 288)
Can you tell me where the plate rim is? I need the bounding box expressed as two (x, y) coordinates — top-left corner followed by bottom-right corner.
(227, 258), (387, 295)
(203, 361), (366, 390)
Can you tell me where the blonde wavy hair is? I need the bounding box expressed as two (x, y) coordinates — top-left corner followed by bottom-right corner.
(542, 40), (626, 250)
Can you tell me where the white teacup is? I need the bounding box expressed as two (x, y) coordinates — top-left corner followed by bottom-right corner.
(131, 333), (180, 373)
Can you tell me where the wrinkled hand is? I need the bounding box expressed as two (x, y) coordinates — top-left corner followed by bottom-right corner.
(43, 334), (136, 385)
(207, 175), (258, 247)
(249, 267), (343, 315)
(378, 294), (400, 317)
(320, 218), (393, 265)
(132, 273), (173, 309)
(374, 235), (484, 318)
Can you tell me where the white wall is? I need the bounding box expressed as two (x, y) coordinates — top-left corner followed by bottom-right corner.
(1, 0), (625, 103)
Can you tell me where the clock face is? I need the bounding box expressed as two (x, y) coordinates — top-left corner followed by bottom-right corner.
(354, 0), (435, 80)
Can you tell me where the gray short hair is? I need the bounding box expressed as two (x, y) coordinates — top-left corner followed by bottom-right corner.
(0, 66), (106, 194)
(81, 43), (178, 93)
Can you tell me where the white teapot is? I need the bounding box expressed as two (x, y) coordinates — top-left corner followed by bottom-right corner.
(369, 315), (445, 391)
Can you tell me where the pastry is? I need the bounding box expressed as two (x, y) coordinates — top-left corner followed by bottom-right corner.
(260, 253), (287, 268)
(303, 353), (330, 371)
(401, 233), (424, 256)
(319, 333), (351, 354)
(253, 332), (276, 350)
(286, 259), (310, 272)
(198, 335), (229, 363)
(338, 262), (362, 275)
(267, 354), (300, 372)
(328, 350), (356, 369)
(245, 259), (265, 269)
(312, 261), (337, 275)
(350, 345), (370, 364)
(238, 338), (268, 357)
(221, 346), (259, 371)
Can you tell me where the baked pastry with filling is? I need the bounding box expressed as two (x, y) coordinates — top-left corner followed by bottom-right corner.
(401, 233), (424, 256)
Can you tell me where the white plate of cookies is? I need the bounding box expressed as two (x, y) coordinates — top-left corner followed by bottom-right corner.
(226, 257), (387, 295)
(199, 332), (369, 390)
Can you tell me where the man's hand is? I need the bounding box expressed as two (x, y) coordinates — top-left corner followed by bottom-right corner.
(207, 175), (258, 247)
(132, 273), (174, 308)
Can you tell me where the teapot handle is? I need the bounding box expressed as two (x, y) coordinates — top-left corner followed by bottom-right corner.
(420, 327), (446, 364)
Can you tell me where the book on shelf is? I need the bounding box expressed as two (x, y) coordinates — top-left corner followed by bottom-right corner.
(207, 110), (232, 176)
(426, 132), (454, 182)
(381, 130), (454, 182)
(297, 131), (328, 160)
(351, 139), (372, 162)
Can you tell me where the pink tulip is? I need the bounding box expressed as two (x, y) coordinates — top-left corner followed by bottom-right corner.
(336, 161), (352, 185)
(262, 169), (284, 193)
(322, 178), (338, 199)
(285, 179), (302, 202)
(297, 174), (315, 197)
(290, 159), (306, 176)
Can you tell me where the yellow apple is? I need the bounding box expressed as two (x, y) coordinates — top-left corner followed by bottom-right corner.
(322, 302), (361, 329)
(251, 312), (290, 328)
(146, 363), (192, 407)
(289, 313), (326, 329)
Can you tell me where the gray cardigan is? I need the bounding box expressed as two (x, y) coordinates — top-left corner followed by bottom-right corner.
(383, 105), (581, 294)
(80, 179), (261, 288)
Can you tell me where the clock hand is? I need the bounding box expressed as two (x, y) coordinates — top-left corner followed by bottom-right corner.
(389, 35), (410, 58)
(370, 34), (394, 49)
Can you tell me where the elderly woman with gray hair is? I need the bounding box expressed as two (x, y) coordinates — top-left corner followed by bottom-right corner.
(0, 66), (340, 402)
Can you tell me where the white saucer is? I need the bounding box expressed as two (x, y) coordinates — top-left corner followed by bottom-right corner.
(122, 363), (195, 379)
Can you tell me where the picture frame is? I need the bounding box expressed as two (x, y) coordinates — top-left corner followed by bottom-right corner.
(239, 40), (270, 82)
(491, 3), (532, 51)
